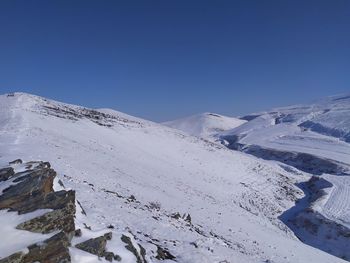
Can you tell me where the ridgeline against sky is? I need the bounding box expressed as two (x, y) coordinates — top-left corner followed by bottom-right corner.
(0, 0), (349, 121)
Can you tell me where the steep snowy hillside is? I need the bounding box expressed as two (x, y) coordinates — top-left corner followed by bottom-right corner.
(0, 92), (347, 263)
(163, 112), (246, 139)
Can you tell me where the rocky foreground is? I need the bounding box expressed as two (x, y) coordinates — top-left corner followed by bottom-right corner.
(0, 160), (167, 263)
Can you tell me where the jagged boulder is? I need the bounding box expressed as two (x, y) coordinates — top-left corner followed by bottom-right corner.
(9, 159), (22, 165)
(75, 232), (112, 257)
(0, 168), (56, 210)
(75, 232), (121, 261)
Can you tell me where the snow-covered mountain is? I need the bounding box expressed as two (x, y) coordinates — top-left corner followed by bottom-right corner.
(163, 112), (246, 139)
(0, 92), (349, 263)
(220, 94), (350, 169)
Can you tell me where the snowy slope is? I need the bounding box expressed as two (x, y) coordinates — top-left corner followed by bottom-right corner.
(163, 112), (246, 139)
(215, 94), (350, 260)
(0, 92), (347, 263)
(222, 94), (350, 165)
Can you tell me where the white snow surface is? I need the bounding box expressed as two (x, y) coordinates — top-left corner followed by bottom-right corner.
(0, 92), (347, 263)
(219, 94), (350, 251)
(163, 112), (246, 139)
(222, 94), (350, 164)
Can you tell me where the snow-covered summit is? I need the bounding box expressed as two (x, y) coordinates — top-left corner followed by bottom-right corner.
(163, 112), (246, 139)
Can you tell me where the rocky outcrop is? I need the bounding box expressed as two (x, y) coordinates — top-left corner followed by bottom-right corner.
(0, 160), (164, 263)
(16, 205), (75, 234)
(75, 232), (121, 261)
(0, 161), (75, 263)
(0, 160), (154, 263)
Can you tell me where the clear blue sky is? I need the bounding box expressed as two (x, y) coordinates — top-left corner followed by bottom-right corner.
(0, 1), (349, 121)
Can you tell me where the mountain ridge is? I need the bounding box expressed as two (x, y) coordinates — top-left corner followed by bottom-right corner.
(0, 92), (348, 262)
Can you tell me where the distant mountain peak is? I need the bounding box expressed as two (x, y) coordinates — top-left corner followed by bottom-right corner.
(163, 112), (246, 139)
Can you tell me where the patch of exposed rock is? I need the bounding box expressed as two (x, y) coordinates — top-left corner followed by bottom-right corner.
(0, 160), (161, 263)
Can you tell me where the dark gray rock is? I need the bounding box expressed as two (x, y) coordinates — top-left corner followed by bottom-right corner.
(155, 246), (176, 260)
(75, 228), (82, 237)
(104, 252), (114, 262)
(0, 167), (14, 182)
(114, 254), (122, 261)
(75, 232), (112, 257)
(121, 234), (147, 263)
(9, 159), (22, 165)
(0, 168), (56, 210)
(9, 190), (75, 215)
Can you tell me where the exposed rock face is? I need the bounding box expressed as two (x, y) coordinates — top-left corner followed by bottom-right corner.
(0, 160), (154, 263)
(16, 205), (76, 234)
(0, 168), (56, 210)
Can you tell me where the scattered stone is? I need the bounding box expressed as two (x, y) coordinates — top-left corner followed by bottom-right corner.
(75, 228), (82, 237)
(58, 179), (65, 188)
(107, 224), (115, 229)
(114, 254), (122, 261)
(184, 213), (192, 224)
(104, 252), (114, 262)
(9, 159), (22, 165)
(83, 223), (92, 230)
(170, 212), (181, 219)
(128, 195), (136, 202)
(77, 199), (87, 215)
(105, 232), (113, 240)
